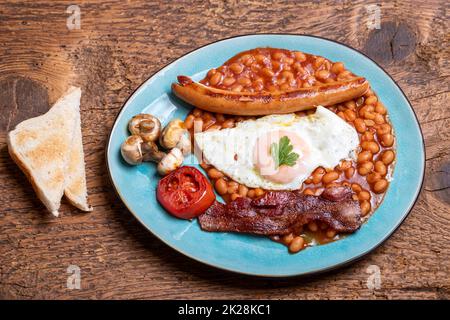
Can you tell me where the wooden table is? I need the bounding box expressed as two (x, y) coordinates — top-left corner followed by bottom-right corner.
(0, 1), (448, 299)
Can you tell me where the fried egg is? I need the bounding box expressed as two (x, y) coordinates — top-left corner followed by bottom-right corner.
(194, 106), (359, 190)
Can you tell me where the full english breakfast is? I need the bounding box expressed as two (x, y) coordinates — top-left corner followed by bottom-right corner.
(123, 47), (396, 254)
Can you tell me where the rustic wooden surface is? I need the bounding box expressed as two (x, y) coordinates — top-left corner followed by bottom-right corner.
(0, 0), (448, 300)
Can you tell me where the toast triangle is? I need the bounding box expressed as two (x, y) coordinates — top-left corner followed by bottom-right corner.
(64, 102), (92, 212)
(7, 87), (81, 216)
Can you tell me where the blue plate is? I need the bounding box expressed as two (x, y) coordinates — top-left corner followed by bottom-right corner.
(106, 35), (425, 277)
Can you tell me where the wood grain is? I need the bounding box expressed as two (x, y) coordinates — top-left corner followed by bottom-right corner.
(0, 0), (448, 299)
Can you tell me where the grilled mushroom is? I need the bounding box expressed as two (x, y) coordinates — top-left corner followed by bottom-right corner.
(157, 148), (184, 175)
(121, 135), (144, 165)
(128, 114), (162, 142)
(159, 119), (191, 155)
(142, 141), (166, 162)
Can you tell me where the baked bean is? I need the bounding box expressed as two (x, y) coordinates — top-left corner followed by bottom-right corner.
(326, 229), (336, 238)
(312, 172), (325, 185)
(314, 56), (325, 69)
(351, 183), (362, 193)
(373, 179), (389, 193)
(294, 51), (306, 62)
(337, 70), (352, 80)
(344, 109), (356, 121)
(184, 114), (195, 129)
(326, 182), (341, 189)
(210, 72), (223, 86)
(364, 89), (373, 97)
(303, 188), (315, 195)
(215, 113), (225, 123)
(238, 76), (251, 86)
(221, 119), (235, 128)
(374, 161), (387, 175)
(322, 171), (339, 184)
(250, 62), (261, 73)
(365, 95), (378, 105)
(254, 188), (265, 197)
(238, 185), (248, 197)
(354, 118), (367, 133)
(337, 111), (346, 120)
(362, 131), (374, 141)
(207, 68), (216, 78)
(364, 119), (375, 127)
(361, 141), (380, 154)
(285, 57), (294, 65)
(357, 150), (372, 163)
(339, 160), (352, 171)
(352, 194), (359, 201)
(316, 70), (330, 81)
(345, 167), (355, 179)
(207, 168), (223, 179)
(247, 189), (256, 198)
(206, 124), (221, 132)
(331, 62), (345, 74)
(356, 97), (365, 107)
(381, 150), (395, 165)
(375, 102), (387, 115)
(229, 63), (244, 74)
(308, 221), (318, 232)
(358, 190), (371, 201)
(200, 162), (210, 170)
(271, 60), (281, 72)
(281, 70), (294, 80)
(374, 113), (385, 124)
(255, 54), (269, 64)
(253, 80), (264, 91)
(364, 112), (376, 120)
(202, 111), (213, 120)
(215, 178), (228, 195)
(262, 67), (275, 77)
(366, 172), (382, 184)
(230, 84), (243, 92)
(271, 51), (284, 61)
(360, 200), (371, 216)
(192, 108), (203, 117)
(282, 233), (294, 245)
(222, 77), (236, 86)
(280, 83), (290, 91)
(359, 105), (374, 117)
(230, 193), (240, 201)
(227, 181), (239, 194)
(358, 161), (374, 175)
(380, 133), (394, 147)
(344, 100), (357, 110)
(289, 236), (305, 253)
(377, 123), (391, 135)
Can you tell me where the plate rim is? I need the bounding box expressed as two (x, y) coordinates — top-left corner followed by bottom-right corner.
(105, 33), (426, 278)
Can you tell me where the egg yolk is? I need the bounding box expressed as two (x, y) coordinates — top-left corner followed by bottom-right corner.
(253, 130), (310, 184)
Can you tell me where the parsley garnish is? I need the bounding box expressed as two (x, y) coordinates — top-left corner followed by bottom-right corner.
(270, 136), (299, 168)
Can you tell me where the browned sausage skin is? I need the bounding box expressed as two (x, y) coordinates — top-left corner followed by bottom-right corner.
(172, 75), (369, 116)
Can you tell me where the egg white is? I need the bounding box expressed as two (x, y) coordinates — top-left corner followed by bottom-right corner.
(194, 106), (359, 190)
